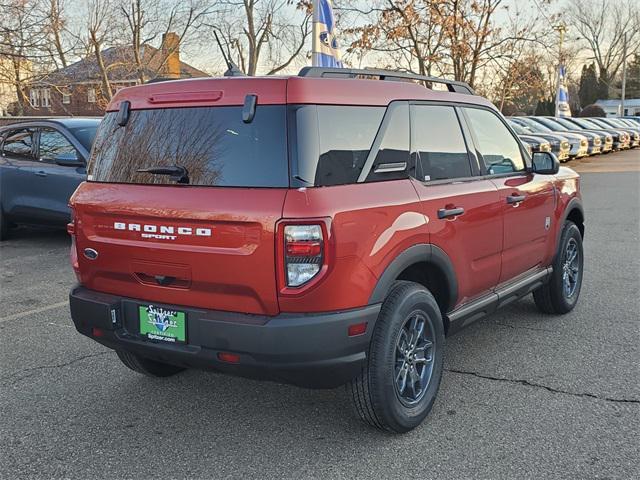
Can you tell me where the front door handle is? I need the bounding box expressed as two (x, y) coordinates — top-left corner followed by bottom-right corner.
(438, 207), (465, 219)
(506, 194), (526, 204)
(34, 170), (48, 177)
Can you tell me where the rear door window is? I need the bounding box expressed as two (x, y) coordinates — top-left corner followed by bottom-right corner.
(292, 105), (385, 186)
(88, 106), (288, 187)
(411, 105), (473, 181)
(2, 128), (35, 160)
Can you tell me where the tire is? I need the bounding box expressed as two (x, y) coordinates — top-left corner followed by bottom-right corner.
(0, 208), (8, 241)
(533, 220), (584, 314)
(116, 350), (185, 377)
(348, 281), (445, 433)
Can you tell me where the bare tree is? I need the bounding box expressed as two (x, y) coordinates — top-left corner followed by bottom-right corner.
(210, 0), (312, 76)
(568, 0), (640, 91)
(120, 0), (214, 83)
(86, 0), (117, 102)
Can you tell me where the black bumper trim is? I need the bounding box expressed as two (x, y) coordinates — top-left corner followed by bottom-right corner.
(69, 285), (380, 388)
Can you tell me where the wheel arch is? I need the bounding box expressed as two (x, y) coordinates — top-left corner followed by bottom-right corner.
(368, 244), (458, 329)
(561, 198), (585, 239)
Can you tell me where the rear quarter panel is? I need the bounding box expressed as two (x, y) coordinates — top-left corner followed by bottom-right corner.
(280, 180), (428, 313)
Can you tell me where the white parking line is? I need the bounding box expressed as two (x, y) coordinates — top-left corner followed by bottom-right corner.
(0, 301), (69, 323)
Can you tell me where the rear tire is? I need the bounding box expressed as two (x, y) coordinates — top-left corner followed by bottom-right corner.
(116, 350), (185, 377)
(533, 221), (584, 314)
(0, 208), (8, 241)
(348, 281), (445, 433)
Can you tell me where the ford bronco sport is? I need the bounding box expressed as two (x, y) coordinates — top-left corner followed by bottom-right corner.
(68, 68), (585, 433)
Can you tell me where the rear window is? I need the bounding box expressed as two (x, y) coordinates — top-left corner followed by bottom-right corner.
(88, 106), (288, 187)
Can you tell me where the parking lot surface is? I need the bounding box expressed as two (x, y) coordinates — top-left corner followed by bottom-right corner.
(1, 150), (639, 479)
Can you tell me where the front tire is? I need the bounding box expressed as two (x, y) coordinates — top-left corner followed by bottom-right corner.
(349, 281), (445, 433)
(116, 350), (185, 377)
(533, 220), (584, 314)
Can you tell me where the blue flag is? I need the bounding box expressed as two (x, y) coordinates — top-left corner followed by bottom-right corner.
(312, 0), (343, 68)
(556, 65), (572, 117)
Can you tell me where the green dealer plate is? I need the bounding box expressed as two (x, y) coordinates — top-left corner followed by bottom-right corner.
(139, 305), (186, 344)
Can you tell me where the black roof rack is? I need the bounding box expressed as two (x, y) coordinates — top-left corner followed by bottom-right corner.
(298, 67), (475, 95)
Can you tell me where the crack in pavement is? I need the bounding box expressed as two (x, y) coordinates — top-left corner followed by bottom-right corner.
(446, 368), (640, 405)
(1, 352), (111, 386)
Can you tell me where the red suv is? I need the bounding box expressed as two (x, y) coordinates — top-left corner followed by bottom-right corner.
(68, 68), (585, 433)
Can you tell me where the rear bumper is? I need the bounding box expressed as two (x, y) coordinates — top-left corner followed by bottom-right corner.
(69, 285), (380, 389)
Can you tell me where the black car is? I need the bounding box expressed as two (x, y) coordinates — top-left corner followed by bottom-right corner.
(0, 118), (100, 239)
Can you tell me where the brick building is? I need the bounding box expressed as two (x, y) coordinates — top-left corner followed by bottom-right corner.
(24, 33), (208, 116)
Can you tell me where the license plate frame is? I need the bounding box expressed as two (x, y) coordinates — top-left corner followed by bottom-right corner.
(138, 304), (187, 344)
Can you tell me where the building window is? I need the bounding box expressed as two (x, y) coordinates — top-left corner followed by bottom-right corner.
(87, 88), (96, 103)
(41, 88), (51, 108)
(29, 89), (40, 108)
(62, 92), (71, 104)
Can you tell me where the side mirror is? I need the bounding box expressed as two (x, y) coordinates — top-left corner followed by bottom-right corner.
(54, 152), (84, 167)
(532, 151), (560, 175)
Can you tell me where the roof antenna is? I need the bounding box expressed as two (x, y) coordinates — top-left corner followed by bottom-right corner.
(214, 31), (245, 77)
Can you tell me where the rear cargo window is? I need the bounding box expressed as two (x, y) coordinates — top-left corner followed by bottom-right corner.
(292, 105), (385, 186)
(88, 106), (288, 187)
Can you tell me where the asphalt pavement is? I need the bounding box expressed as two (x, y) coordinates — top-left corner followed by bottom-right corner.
(1, 149), (639, 479)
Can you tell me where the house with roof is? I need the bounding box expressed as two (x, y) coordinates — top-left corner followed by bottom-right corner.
(24, 33), (208, 116)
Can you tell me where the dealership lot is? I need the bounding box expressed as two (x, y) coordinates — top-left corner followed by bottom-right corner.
(1, 150), (638, 479)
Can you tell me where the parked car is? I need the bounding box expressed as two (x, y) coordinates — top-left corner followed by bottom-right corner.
(622, 116), (640, 125)
(507, 119), (570, 161)
(68, 67), (585, 433)
(563, 117), (631, 150)
(510, 117), (589, 158)
(0, 118), (100, 239)
(530, 116), (611, 154)
(589, 118), (640, 147)
(545, 116), (615, 153)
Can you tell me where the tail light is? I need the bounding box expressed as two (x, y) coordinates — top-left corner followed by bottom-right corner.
(68, 208), (81, 282)
(284, 224), (324, 287)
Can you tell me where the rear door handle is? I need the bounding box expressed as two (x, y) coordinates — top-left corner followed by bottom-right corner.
(438, 207), (465, 219)
(34, 170), (48, 177)
(507, 194), (526, 204)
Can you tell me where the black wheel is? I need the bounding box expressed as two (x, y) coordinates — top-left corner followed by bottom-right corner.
(0, 208), (8, 241)
(348, 281), (445, 433)
(116, 350), (185, 377)
(533, 220), (584, 314)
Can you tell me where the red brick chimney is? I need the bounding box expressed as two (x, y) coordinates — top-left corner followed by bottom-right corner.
(161, 32), (181, 79)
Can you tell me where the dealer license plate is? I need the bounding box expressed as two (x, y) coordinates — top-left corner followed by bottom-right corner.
(139, 305), (186, 344)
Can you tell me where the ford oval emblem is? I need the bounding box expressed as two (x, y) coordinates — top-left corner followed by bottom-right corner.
(83, 248), (99, 260)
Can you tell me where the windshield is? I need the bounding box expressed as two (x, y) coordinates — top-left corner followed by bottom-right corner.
(571, 118), (599, 129)
(88, 106), (288, 187)
(70, 126), (98, 151)
(554, 118), (580, 130)
(539, 118), (569, 131)
(516, 118), (551, 133)
(508, 121), (531, 135)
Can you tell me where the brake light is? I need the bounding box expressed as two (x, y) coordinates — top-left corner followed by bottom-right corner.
(284, 224), (324, 287)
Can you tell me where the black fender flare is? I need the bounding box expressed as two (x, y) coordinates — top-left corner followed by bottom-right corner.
(368, 243), (458, 312)
(558, 197), (585, 244)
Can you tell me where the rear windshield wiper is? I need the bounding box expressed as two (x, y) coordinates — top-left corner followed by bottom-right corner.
(137, 165), (189, 184)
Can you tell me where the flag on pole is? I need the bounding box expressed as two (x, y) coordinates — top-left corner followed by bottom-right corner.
(555, 65), (572, 117)
(312, 0), (343, 68)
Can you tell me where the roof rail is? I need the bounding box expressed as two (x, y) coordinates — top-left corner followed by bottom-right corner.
(298, 67), (475, 95)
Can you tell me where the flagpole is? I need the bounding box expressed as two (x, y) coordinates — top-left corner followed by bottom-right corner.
(312, 0), (319, 67)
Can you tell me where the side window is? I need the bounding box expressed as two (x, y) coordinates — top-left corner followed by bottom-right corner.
(465, 107), (525, 174)
(411, 105), (472, 181)
(2, 128), (35, 160)
(366, 103), (411, 182)
(314, 106), (385, 186)
(38, 128), (79, 163)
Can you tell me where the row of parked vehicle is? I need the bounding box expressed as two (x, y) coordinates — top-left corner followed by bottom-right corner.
(0, 114), (638, 240)
(508, 115), (640, 161)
